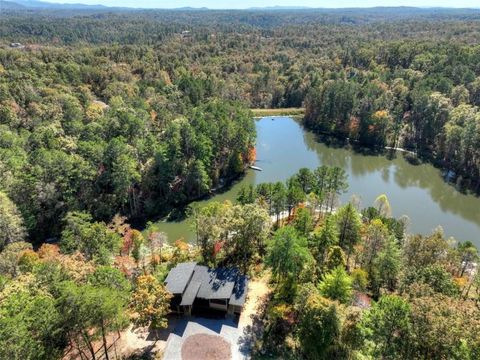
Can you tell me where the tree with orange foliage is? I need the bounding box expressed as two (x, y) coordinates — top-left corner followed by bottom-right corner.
(113, 255), (136, 277)
(130, 275), (172, 329)
(121, 229), (134, 256)
(37, 243), (60, 260)
(246, 146), (257, 164)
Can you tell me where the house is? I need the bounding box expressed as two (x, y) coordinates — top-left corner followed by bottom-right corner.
(181, 30), (192, 40)
(164, 262), (248, 316)
(10, 42), (25, 49)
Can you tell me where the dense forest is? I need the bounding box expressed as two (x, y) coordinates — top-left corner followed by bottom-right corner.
(1, 7), (480, 360)
(0, 34), (257, 241)
(1, 9), (480, 242)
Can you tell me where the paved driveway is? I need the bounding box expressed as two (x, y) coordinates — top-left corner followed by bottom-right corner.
(163, 316), (252, 360)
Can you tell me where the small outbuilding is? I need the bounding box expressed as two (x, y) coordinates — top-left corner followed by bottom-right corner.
(164, 262), (248, 316)
(10, 42), (25, 49)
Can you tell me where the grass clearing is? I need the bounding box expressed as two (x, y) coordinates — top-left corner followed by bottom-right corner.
(251, 108), (305, 117)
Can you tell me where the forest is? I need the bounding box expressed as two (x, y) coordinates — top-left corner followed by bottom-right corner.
(0, 7), (480, 360)
(2, 9), (480, 241)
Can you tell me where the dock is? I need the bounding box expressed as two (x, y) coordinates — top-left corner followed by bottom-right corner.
(249, 165), (263, 171)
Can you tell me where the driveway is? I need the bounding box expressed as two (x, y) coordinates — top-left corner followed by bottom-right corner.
(163, 275), (270, 360)
(162, 316), (247, 360)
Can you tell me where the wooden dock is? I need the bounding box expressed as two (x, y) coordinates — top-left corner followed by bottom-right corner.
(249, 165), (263, 171)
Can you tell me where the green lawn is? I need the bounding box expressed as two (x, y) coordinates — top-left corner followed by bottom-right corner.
(251, 108), (305, 117)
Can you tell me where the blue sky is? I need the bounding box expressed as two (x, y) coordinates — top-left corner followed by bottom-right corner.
(43, 0), (480, 9)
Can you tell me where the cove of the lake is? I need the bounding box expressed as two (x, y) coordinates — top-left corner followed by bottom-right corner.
(155, 116), (480, 247)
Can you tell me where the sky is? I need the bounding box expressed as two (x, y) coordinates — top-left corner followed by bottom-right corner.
(42, 0), (480, 9)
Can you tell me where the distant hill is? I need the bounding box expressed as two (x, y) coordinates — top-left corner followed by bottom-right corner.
(2, 1), (479, 12)
(1, 0), (27, 9)
(4, 0), (108, 9)
(248, 6), (312, 10)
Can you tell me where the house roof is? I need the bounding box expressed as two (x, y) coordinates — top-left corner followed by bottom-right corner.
(180, 281), (201, 306)
(190, 265), (212, 298)
(229, 275), (248, 307)
(206, 267), (238, 300)
(165, 262), (248, 307)
(164, 262), (197, 294)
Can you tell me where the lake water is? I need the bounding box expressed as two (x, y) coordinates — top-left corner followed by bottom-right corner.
(156, 117), (480, 247)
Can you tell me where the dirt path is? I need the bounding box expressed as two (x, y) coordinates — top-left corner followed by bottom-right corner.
(118, 325), (164, 356)
(239, 273), (270, 329)
(113, 317), (179, 359)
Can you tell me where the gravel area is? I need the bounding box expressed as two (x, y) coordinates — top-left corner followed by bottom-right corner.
(181, 334), (231, 360)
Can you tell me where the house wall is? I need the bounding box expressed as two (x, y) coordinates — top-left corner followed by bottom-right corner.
(209, 299), (228, 311)
(228, 304), (243, 315)
(183, 305), (192, 316)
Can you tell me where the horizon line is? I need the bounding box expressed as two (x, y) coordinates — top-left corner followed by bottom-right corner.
(14, 2), (480, 10)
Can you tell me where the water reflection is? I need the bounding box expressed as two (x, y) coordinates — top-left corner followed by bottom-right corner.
(155, 117), (480, 246)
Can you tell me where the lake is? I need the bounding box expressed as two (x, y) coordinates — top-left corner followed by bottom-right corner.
(155, 116), (480, 247)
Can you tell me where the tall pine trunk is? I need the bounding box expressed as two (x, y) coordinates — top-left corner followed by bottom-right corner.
(101, 319), (110, 360)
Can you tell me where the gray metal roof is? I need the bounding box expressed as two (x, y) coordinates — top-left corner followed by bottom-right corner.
(164, 262), (197, 294)
(229, 275), (248, 307)
(190, 265), (212, 298)
(188, 265), (239, 300)
(208, 268), (238, 300)
(180, 281), (201, 306)
(165, 262), (247, 305)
